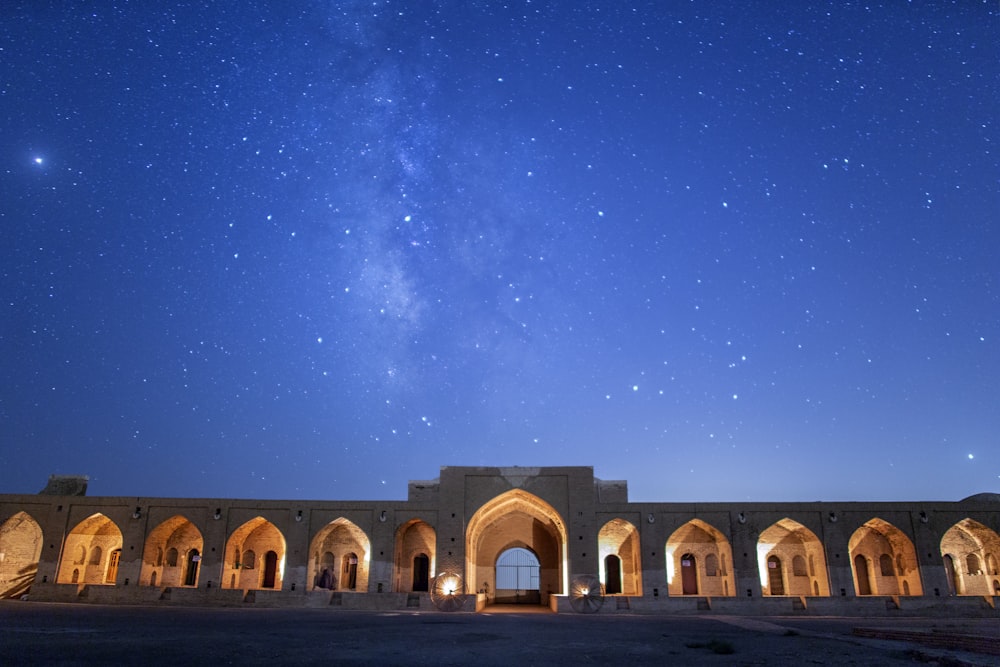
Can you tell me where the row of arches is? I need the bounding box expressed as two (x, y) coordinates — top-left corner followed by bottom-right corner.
(2, 509), (999, 600)
(0, 512), (431, 596)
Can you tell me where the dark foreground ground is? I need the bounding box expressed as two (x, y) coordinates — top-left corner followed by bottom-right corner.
(1, 601), (997, 666)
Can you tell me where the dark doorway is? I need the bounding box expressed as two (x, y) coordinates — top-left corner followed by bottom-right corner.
(854, 554), (871, 595)
(944, 554), (959, 595)
(680, 554), (698, 595)
(767, 555), (784, 595)
(262, 551), (278, 589)
(604, 555), (622, 594)
(412, 554), (429, 592)
(343, 553), (358, 590)
(184, 549), (200, 586)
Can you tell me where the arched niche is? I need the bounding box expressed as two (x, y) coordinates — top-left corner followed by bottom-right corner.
(140, 515), (204, 588)
(0, 512), (43, 599)
(665, 519), (734, 597)
(57, 513), (123, 585)
(465, 489), (567, 604)
(223, 517), (286, 590)
(308, 518), (371, 592)
(757, 518), (830, 596)
(848, 518), (922, 596)
(394, 519), (436, 593)
(598, 518), (642, 595)
(939, 518), (1000, 596)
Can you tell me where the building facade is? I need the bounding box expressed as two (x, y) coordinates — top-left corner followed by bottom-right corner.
(1, 466), (998, 615)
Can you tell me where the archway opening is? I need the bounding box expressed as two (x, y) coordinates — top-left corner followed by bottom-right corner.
(140, 515), (203, 588)
(393, 519), (435, 593)
(223, 517), (286, 590)
(308, 518), (370, 592)
(849, 518), (922, 596)
(57, 513), (123, 586)
(665, 519), (734, 597)
(939, 518), (1000, 596)
(598, 518), (642, 595)
(465, 489), (567, 606)
(495, 547), (541, 604)
(0, 512), (43, 599)
(757, 518), (830, 596)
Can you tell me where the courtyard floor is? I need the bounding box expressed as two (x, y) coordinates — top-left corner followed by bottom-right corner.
(1, 600), (997, 666)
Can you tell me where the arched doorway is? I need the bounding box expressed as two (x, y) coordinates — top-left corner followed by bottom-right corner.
(495, 547), (540, 604)
(184, 549), (200, 586)
(680, 553), (698, 594)
(465, 490), (567, 606)
(766, 555), (785, 595)
(598, 518), (642, 595)
(342, 553), (358, 590)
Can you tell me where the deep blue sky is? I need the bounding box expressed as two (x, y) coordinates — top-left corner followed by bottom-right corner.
(2, 2), (997, 502)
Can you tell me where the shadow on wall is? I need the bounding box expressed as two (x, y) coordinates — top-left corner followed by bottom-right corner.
(0, 563), (37, 599)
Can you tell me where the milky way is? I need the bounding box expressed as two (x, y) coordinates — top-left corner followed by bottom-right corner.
(2, 2), (997, 501)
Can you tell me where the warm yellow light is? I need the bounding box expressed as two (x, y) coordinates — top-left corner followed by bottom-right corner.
(757, 543), (774, 592)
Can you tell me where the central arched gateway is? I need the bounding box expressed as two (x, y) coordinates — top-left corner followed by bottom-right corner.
(465, 489), (567, 606)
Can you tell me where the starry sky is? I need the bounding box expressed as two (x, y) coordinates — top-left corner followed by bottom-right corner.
(2, 1), (997, 503)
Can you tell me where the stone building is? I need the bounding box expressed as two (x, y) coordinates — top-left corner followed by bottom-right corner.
(1, 466), (998, 616)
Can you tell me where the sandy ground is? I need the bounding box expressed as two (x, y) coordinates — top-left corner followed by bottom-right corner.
(1, 601), (997, 666)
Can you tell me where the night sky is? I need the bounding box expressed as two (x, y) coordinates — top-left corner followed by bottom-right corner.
(2, 2), (997, 503)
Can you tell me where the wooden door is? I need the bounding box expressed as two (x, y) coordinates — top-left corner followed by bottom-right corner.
(262, 551), (278, 588)
(767, 555), (784, 595)
(105, 549), (121, 583)
(680, 554), (698, 595)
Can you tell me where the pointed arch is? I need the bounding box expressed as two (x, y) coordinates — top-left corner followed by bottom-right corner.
(848, 518), (922, 596)
(140, 515), (204, 587)
(57, 513), (123, 585)
(598, 518), (642, 595)
(308, 518), (371, 592)
(223, 517), (286, 590)
(465, 489), (567, 603)
(393, 519), (436, 592)
(665, 519), (734, 597)
(757, 518), (830, 596)
(0, 512), (43, 599)
(939, 518), (1000, 596)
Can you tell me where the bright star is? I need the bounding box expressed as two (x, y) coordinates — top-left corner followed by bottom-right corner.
(33, 157), (43, 165)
